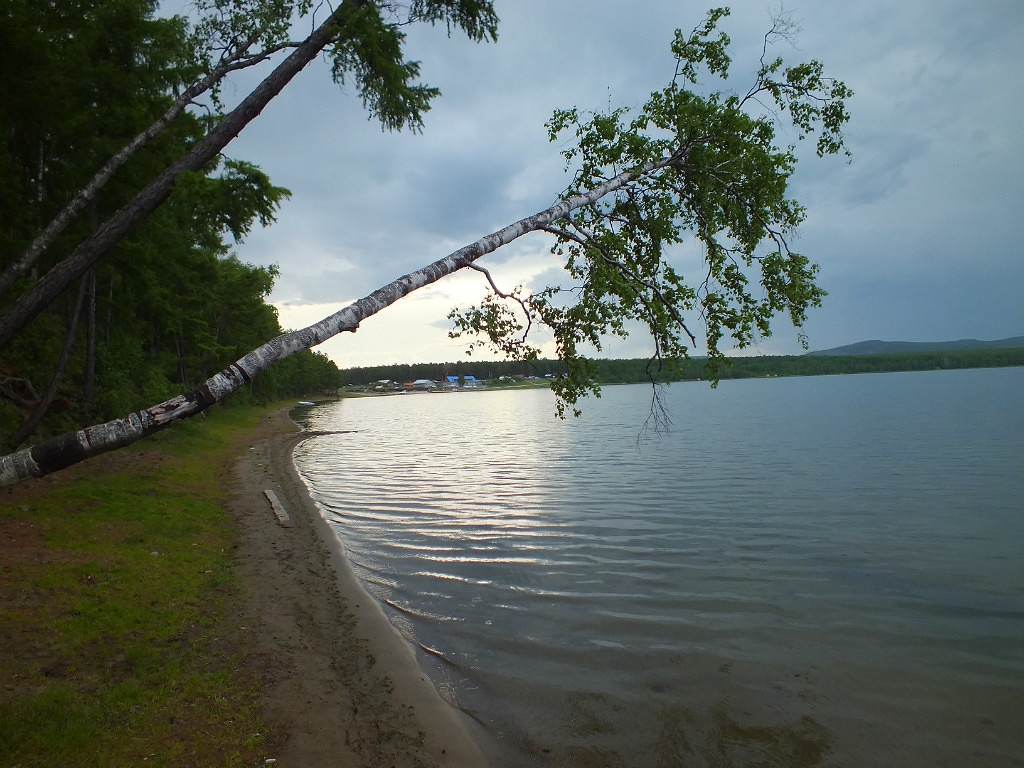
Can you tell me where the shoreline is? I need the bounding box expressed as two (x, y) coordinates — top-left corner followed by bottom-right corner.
(226, 407), (488, 767)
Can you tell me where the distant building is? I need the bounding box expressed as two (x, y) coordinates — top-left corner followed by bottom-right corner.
(413, 379), (436, 390)
(445, 374), (479, 389)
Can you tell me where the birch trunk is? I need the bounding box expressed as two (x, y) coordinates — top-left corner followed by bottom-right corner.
(0, 154), (674, 486)
(0, 42), (266, 297)
(0, 2), (362, 350)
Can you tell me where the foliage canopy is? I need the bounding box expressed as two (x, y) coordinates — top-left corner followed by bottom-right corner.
(450, 8), (851, 414)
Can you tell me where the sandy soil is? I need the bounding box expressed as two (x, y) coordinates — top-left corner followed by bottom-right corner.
(227, 408), (489, 768)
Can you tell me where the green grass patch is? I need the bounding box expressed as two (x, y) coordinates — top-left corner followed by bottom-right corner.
(0, 401), (285, 767)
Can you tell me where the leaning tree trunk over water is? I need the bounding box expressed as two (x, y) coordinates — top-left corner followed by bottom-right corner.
(0, 156), (674, 486)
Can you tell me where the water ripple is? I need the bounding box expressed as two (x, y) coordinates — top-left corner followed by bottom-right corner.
(294, 371), (1024, 768)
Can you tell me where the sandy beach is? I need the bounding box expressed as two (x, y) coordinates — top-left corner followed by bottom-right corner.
(226, 407), (488, 767)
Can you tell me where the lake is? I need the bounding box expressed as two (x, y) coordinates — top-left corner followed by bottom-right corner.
(292, 367), (1024, 767)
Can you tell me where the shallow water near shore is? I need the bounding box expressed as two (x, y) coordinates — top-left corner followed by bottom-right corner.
(293, 368), (1024, 767)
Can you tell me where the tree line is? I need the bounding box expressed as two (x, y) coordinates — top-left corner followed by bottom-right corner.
(340, 347), (1024, 387)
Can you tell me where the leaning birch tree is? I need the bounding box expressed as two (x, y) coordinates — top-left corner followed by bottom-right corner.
(0, 8), (851, 486)
(0, 0), (500, 348)
(0, 1), (297, 297)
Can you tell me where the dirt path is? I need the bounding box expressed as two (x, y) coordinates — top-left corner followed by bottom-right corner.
(226, 408), (488, 768)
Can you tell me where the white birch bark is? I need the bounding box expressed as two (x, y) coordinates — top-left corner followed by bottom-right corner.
(0, 153), (676, 487)
(0, 3), (360, 349)
(0, 29), (304, 298)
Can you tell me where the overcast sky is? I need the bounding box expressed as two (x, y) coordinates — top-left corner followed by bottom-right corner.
(180, 0), (1024, 367)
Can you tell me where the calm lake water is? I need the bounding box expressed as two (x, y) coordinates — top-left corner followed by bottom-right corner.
(292, 368), (1024, 767)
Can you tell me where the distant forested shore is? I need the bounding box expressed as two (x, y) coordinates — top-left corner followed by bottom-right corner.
(340, 346), (1024, 388)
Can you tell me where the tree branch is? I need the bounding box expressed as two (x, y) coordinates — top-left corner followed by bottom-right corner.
(467, 263), (534, 343)
(542, 220), (698, 348)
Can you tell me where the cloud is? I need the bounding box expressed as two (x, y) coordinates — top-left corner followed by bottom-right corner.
(197, 0), (1024, 365)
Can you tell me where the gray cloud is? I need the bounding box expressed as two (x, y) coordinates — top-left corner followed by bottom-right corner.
(212, 0), (1024, 362)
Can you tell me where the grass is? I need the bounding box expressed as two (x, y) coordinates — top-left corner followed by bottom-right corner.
(0, 401), (281, 767)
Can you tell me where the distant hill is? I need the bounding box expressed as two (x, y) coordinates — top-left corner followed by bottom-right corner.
(808, 336), (1024, 356)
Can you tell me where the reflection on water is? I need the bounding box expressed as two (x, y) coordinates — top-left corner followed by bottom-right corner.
(294, 368), (1024, 767)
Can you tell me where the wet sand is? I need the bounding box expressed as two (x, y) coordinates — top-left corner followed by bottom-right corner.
(227, 407), (488, 767)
